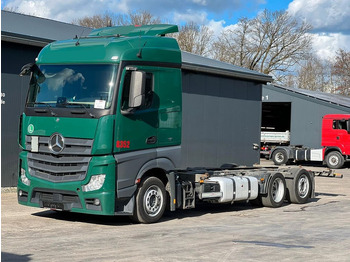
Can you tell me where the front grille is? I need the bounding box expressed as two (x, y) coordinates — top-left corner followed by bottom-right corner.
(25, 135), (93, 182)
(25, 135), (93, 155)
(28, 152), (91, 182)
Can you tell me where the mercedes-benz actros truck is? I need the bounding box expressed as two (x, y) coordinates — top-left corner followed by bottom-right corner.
(17, 24), (314, 223)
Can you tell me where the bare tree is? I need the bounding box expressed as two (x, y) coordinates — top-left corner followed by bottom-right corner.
(73, 13), (114, 28)
(281, 74), (297, 88)
(213, 10), (312, 82)
(115, 10), (161, 26)
(3, 6), (19, 12)
(296, 54), (334, 92)
(73, 11), (161, 29)
(332, 49), (350, 96)
(212, 18), (253, 66)
(173, 22), (214, 56)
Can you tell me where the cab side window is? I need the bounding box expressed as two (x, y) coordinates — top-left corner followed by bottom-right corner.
(333, 120), (348, 131)
(121, 71), (153, 110)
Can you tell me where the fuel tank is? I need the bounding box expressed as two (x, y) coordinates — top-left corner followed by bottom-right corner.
(207, 176), (259, 203)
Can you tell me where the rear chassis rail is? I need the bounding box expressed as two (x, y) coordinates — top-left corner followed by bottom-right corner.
(166, 166), (316, 212)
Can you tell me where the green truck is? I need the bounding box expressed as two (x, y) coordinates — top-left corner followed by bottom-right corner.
(18, 24), (314, 223)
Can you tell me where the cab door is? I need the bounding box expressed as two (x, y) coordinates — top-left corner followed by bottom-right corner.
(328, 118), (350, 155)
(113, 66), (159, 193)
(115, 66), (158, 153)
(337, 119), (350, 154)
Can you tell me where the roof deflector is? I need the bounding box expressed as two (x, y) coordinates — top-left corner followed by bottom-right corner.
(89, 24), (179, 37)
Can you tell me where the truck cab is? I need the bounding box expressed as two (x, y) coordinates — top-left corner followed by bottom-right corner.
(322, 114), (350, 168)
(17, 25), (182, 221)
(270, 114), (350, 169)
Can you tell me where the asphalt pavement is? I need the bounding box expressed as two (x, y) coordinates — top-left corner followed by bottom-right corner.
(2, 160), (350, 262)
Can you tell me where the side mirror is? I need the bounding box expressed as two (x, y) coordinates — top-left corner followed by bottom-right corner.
(20, 63), (35, 76)
(347, 120), (350, 133)
(129, 71), (146, 108)
(20, 63), (45, 83)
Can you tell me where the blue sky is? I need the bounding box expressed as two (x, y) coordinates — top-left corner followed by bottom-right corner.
(0, 0), (294, 25)
(2, 0), (349, 58)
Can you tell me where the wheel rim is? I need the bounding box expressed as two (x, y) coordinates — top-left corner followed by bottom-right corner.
(329, 155), (339, 166)
(272, 177), (284, 202)
(298, 174), (309, 198)
(143, 185), (163, 217)
(275, 152), (285, 164)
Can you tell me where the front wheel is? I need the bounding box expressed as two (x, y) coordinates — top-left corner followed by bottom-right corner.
(261, 172), (286, 208)
(325, 151), (344, 169)
(132, 177), (166, 224)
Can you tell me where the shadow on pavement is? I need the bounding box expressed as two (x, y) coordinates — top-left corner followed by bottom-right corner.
(1, 252), (32, 262)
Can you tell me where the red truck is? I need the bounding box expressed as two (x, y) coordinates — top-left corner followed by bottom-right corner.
(270, 114), (350, 169)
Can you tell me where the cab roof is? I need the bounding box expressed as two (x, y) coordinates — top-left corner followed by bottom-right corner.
(89, 24), (179, 37)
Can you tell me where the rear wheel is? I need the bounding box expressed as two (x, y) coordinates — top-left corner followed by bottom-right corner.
(325, 151), (344, 169)
(261, 173), (286, 208)
(272, 149), (288, 165)
(132, 177), (166, 224)
(286, 169), (312, 204)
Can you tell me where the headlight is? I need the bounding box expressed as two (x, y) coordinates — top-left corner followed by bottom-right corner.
(82, 174), (106, 192)
(20, 168), (30, 186)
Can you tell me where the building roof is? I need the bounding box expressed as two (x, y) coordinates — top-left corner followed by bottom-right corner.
(181, 51), (273, 83)
(270, 84), (350, 109)
(1, 10), (92, 47)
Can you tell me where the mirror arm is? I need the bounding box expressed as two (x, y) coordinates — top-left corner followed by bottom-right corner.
(121, 108), (135, 116)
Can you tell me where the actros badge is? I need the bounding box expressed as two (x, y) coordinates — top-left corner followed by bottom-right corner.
(49, 133), (65, 154)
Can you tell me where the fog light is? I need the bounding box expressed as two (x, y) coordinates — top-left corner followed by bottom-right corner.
(20, 168), (30, 186)
(19, 190), (23, 197)
(82, 174), (106, 192)
(94, 199), (101, 206)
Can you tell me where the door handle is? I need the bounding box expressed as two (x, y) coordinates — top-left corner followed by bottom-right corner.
(146, 136), (157, 144)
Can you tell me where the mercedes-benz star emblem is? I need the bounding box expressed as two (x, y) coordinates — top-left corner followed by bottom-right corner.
(49, 133), (65, 154)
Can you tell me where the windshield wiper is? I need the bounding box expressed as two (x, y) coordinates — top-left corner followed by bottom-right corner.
(29, 102), (57, 116)
(66, 103), (95, 118)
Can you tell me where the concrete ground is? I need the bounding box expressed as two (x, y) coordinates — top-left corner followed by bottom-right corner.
(2, 160), (350, 262)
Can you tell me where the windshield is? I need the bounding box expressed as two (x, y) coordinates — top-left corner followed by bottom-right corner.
(26, 64), (117, 109)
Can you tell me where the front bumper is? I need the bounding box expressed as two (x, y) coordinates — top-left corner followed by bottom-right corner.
(17, 151), (116, 215)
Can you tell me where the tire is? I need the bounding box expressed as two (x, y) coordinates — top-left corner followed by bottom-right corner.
(272, 149), (288, 165)
(132, 177), (166, 224)
(261, 173), (286, 208)
(325, 151), (344, 169)
(286, 169), (312, 204)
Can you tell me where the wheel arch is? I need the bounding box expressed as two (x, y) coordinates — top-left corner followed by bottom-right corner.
(136, 158), (175, 186)
(324, 146), (343, 157)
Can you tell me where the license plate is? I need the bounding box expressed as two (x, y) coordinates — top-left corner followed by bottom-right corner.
(43, 201), (64, 211)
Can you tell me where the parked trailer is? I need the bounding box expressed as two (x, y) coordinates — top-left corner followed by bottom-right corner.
(270, 114), (350, 169)
(18, 24), (314, 223)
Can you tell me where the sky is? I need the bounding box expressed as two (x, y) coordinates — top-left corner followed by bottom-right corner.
(1, 0), (350, 59)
